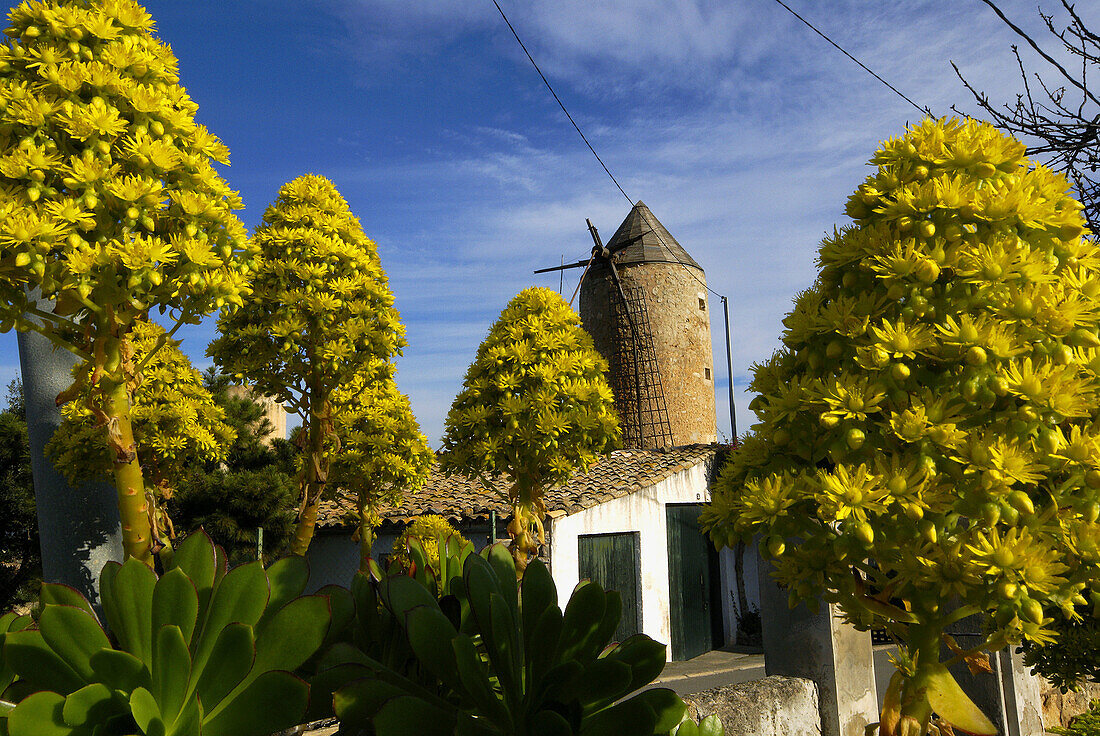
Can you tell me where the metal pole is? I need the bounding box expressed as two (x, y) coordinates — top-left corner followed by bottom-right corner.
(489, 509), (497, 547)
(722, 296), (737, 440)
(256, 526), (264, 562)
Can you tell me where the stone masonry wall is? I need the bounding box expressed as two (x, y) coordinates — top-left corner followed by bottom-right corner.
(683, 676), (821, 736)
(579, 261), (717, 447)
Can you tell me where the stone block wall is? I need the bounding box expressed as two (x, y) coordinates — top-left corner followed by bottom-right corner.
(579, 261), (717, 447)
(1042, 680), (1100, 730)
(683, 676), (821, 736)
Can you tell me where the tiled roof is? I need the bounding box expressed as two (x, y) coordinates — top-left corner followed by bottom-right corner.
(316, 444), (723, 529)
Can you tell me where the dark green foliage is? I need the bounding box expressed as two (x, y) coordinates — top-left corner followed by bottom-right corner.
(0, 531), (330, 736)
(170, 368), (298, 563)
(170, 468), (297, 566)
(199, 368), (292, 474)
(4, 379), (23, 422)
(328, 542), (686, 736)
(1022, 608), (1100, 692)
(0, 382), (39, 610)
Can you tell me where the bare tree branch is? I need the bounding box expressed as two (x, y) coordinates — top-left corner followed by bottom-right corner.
(954, 1), (1099, 231)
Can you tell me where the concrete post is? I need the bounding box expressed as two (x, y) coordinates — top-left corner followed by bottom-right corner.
(17, 328), (122, 604)
(944, 613), (1044, 736)
(757, 557), (878, 736)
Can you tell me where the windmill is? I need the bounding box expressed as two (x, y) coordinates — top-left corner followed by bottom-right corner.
(536, 202), (717, 449)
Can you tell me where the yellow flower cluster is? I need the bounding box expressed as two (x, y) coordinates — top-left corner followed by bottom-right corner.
(441, 287), (620, 570)
(391, 514), (468, 575)
(46, 318), (233, 496)
(209, 174), (405, 556)
(441, 287), (620, 487)
(208, 175), (404, 414)
(330, 370), (433, 523)
(702, 119), (1100, 649)
(0, 0), (250, 345)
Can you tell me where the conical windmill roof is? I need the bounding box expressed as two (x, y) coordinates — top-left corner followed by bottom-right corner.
(604, 201), (701, 270)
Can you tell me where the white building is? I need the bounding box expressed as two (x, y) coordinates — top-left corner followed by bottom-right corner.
(307, 444), (760, 661)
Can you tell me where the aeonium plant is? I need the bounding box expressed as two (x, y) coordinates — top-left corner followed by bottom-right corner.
(702, 118), (1100, 736)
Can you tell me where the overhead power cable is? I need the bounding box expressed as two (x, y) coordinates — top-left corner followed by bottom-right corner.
(771, 0), (932, 117)
(488, 0), (725, 300)
(489, 0), (739, 437)
(489, 0), (631, 203)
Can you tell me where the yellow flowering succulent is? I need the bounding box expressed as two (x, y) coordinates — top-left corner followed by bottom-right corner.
(701, 118), (1100, 735)
(209, 175), (405, 557)
(0, 0), (250, 562)
(45, 319), (233, 546)
(330, 370), (433, 572)
(441, 287), (620, 572)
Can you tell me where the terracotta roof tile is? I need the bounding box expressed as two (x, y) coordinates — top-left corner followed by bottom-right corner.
(316, 444), (723, 528)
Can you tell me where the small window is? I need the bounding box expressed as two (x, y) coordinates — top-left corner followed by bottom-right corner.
(704, 368), (711, 380)
(698, 297), (706, 311)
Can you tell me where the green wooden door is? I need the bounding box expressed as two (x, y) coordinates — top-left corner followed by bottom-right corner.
(666, 504), (721, 660)
(578, 532), (641, 644)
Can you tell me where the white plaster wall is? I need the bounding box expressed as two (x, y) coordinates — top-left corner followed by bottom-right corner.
(549, 461), (714, 660)
(718, 537), (762, 644)
(304, 531), (398, 592)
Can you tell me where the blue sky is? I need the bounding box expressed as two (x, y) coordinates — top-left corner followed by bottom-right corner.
(2, 0), (1097, 445)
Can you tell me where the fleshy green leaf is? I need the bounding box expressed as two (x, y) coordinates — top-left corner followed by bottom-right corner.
(258, 556), (310, 626)
(108, 559), (158, 667)
(152, 626), (191, 725)
(925, 665), (997, 736)
(130, 687), (165, 736)
(39, 606), (111, 682)
(192, 623), (253, 715)
(403, 606), (460, 687)
(4, 630), (85, 696)
(557, 582), (606, 663)
(191, 562), (267, 682)
(250, 595), (330, 675)
(373, 694), (456, 736)
(38, 586), (96, 623)
(697, 714), (724, 736)
(201, 670), (308, 736)
(171, 532), (217, 617)
(89, 648), (151, 694)
(8, 691), (69, 736)
(60, 683), (117, 728)
(520, 560), (557, 650)
(152, 569), (199, 646)
(381, 575), (437, 618)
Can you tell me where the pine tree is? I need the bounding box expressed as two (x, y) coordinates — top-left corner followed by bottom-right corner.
(46, 319), (234, 546)
(208, 175), (404, 556)
(0, 0), (250, 562)
(702, 118), (1100, 736)
(330, 371), (432, 572)
(168, 367), (298, 564)
(441, 287), (620, 572)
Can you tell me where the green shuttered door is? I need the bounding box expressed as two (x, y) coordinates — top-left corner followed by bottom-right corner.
(578, 532), (641, 644)
(666, 503), (720, 660)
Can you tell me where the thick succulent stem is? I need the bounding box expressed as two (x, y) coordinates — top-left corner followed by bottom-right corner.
(508, 477), (545, 575)
(104, 378), (153, 564)
(896, 625), (941, 736)
(357, 499), (376, 574)
(291, 389), (329, 556)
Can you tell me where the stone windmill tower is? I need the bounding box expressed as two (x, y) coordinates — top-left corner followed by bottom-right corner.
(577, 202), (717, 448)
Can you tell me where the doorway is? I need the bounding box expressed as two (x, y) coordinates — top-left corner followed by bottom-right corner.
(666, 503), (722, 660)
